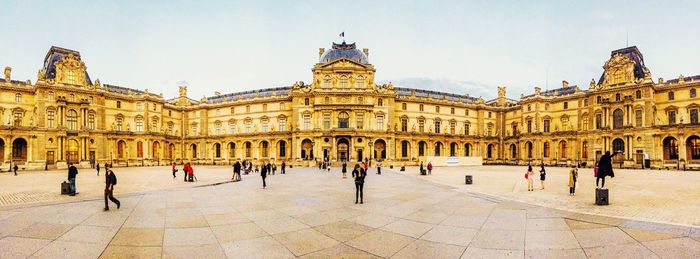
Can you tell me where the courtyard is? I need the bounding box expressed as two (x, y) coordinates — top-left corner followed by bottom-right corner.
(0, 165), (698, 258)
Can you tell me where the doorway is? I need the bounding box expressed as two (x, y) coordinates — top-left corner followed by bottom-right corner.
(337, 138), (349, 162)
(46, 151), (55, 165)
(66, 139), (79, 164)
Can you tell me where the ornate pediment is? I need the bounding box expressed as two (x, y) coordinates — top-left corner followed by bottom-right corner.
(601, 53), (635, 87)
(54, 53), (89, 86)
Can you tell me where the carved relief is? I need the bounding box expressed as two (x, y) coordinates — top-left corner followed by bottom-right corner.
(602, 53), (635, 86)
(54, 53), (88, 86)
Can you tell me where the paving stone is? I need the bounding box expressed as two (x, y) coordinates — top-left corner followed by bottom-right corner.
(460, 247), (524, 259)
(163, 227), (217, 246)
(11, 223), (74, 240)
(380, 219), (433, 238)
(314, 220), (374, 242)
(572, 227), (637, 248)
(470, 229), (525, 250)
(583, 242), (659, 259)
(211, 222), (268, 242)
(273, 228), (339, 256)
(219, 236), (295, 259)
(99, 245), (162, 259)
(110, 228), (163, 247)
(29, 240), (106, 259)
(0, 236), (51, 259)
(420, 225), (477, 246)
(643, 237), (700, 258)
(346, 229), (416, 258)
(162, 243), (226, 259)
(391, 239), (465, 259)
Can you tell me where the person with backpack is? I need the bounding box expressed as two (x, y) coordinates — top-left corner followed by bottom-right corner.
(104, 168), (120, 211)
(352, 164), (366, 204)
(427, 162), (433, 175)
(67, 163), (79, 196)
(525, 164), (534, 191)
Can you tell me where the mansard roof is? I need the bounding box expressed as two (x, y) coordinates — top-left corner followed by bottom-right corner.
(395, 87), (480, 104)
(43, 46), (92, 84)
(206, 86), (292, 104)
(597, 46), (647, 85)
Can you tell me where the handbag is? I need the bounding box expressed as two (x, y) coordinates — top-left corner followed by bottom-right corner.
(594, 167), (599, 177)
(524, 172), (529, 179)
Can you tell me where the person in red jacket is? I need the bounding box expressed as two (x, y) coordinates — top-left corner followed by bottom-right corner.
(427, 162), (433, 175)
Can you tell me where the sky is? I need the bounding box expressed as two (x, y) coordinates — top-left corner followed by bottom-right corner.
(1, 0), (699, 100)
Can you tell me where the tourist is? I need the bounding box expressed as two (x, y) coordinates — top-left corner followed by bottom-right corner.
(267, 162), (272, 175)
(427, 161), (433, 175)
(376, 160), (382, 175)
(352, 164), (366, 204)
(342, 161), (347, 178)
(596, 151), (618, 189)
(272, 163), (277, 175)
(187, 163), (196, 182)
(281, 161), (286, 174)
(327, 162), (331, 172)
(247, 161), (252, 175)
(233, 161), (241, 181)
(104, 168), (120, 211)
(183, 163), (190, 182)
(171, 162), (177, 179)
(420, 161), (424, 175)
(363, 161), (368, 172)
(96, 163), (100, 176)
(526, 164), (534, 191)
(539, 163), (546, 190)
(568, 164), (578, 196)
(318, 160), (322, 170)
(13, 164), (18, 176)
(261, 162), (268, 189)
(67, 163), (78, 196)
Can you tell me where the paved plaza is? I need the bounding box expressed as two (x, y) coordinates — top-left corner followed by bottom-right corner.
(0, 166), (699, 258)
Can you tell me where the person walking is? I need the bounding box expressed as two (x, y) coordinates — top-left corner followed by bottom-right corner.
(233, 161), (242, 181)
(376, 160), (382, 175)
(247, 162), (252, 175)
(183, 163), (189, 182)
(568, 164), (578, 196)
(261, 162), (268, 189)
(363, 161), (368, 172)
(104, 168), (121, 211)
(171, 162), (177, 179)
(272, 163), (277, 175)
(596, 151), (618, 189)
(188, 163), (196, 182)
(266, 162), (272, 176)
(526, 164), (534, 191)
(13, 164), (18, 176)
(281, 161), (286, 174)
(420, 161), (425, 175)
(352, 164), (366, 204)
(539, 163), (546, 190)
(427, 162), (433, 175)
(67, 163), (78, 196)
(342, 161), (347, 178)
(96, 163), (100, 176)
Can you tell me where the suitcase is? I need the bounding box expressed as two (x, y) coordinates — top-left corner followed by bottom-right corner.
(61, 181), (70, 195)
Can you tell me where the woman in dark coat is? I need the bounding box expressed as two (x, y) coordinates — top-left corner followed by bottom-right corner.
(539, 163), (546, 190)
(596, 151), (618, 188)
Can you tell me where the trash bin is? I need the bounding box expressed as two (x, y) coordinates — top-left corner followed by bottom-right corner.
(595, 188), (609, 205)
(644, 159), (651, 169)
(465, 175), (473, 184)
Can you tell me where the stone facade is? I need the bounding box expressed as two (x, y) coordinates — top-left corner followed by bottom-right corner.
(1, 44), (698, 170)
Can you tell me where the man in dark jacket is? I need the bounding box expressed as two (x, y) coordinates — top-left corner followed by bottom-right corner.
(352, 164), (366, 204)
(13, 164), (18, 176)
(596, 151), (619, 188)
(281, 161), (286, 174)
(233, 161), (241, 181)
(104, 169), (120, 211)
(67, 163), (78, 196)
(261, 162), (268, 189)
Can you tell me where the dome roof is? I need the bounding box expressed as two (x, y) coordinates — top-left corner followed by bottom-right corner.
(319, 42), (368, 64)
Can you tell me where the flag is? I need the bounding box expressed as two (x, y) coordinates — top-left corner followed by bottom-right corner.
(339, 32), (344, 37)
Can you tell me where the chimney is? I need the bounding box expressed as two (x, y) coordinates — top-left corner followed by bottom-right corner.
(319, 48), (325, 58)
(562, 80), (569, 88)
(363, 48), (369, 57)
(4, 66), (10, 81)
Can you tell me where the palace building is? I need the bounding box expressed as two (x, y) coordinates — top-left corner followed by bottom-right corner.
(1, 42), (699, 170)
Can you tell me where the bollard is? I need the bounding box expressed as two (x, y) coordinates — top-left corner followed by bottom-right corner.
(595, 188), (609, 205)
(465, 175), (473, 184)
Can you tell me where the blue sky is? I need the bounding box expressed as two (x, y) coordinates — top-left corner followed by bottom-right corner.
(1, 0), (699, 99)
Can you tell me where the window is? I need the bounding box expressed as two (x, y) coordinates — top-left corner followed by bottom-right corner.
(636, 90), (642, 99)
(402, 103), (407, 110)
(245, 120), (252, 133)
(527, 105), (532, 111)
(278, 141), (286, 157)
(169, 122), (175, 135)
(487, 124), (493, 136)
(48, 92), (54, 100)
(229, 120), (236, 133)
(543, 142), (550, 158)
(214, 143), (221, 158)
(450, 121), (456, 134)
(215, 121), (222, 135)
(338, 112), (349, 128)
(612, 109), (624, 129)
(339, 75), (348, 87)
(169, 110), (172, 117)
(635, 110), (643, 127)
(582, 116), (589, 130)
(434, 142), (442, 156)
(137, 141), (143, 158)
(401, 141), (409, 158)
(246, 105), (250, 113)
(279, 102), (285, 110)
(304, 98), (310, 106)
(488, 112), (492, 118)
(527, 120), (532, 133)
(668, 110), (677, 125)
(597, 96), (602, 104)
(691, 109), (699, 125)
(151, 117), (158, 132)
(66, 70), (76, 84)
(545, 104), (549, 110)
(596, 113), (602, 129)
(356, 113), (364, 129)
(66, 110), (77, 130)
(464, 122), (470, 135)
(136, 102), (143, 110)
(303, 114), (311, 130)
(356, 76), (365, 88)
(401, 118), (407, 132)
(358, 97), (363, 104)
(582, 141), (588, 159)
(323, 113), (331, 129)
(512, 123), (518, 136)
(543, 119), (550, 133)
(450, 108), (455, 114)
(230, 107), (235, 114)
(87, 112), (95, 130)
(116, 116), (123, 131)
(668, 91), (675, 100)
(434, 120), (441, 134)
(615, 93), (621, 101)
(376, 115), (384, 130)
(279, 117), (286, 131)
(435, 106), (440, 113)
(47, 110), (55, 128)
(466, 109), (470, 116)
(584, 99), (589, 107)
(135, 116), (143, 132)
(263, 104), (268, 111)
(418, 119), (425, 133)
(15, 93), (21, 103)
(419, 104), (424, 112)
(563, 102), (568, 109)
(116, 101), (121, 108)
(378, 98), (383, 106)
(692, 89), (697, 98)
(689, 137), (700, 160)
(13, 111), (22, 126)
(261, 118), (269, 132)
(561, 117), (569, 131)
(324, 97), (330, 104)
(418, 142), (425, 156)
(89, 96), (93, 103)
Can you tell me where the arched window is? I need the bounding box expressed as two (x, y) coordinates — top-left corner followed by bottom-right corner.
(663, 137), (678, 160)
(401, 141), (409, 158)
(510, 144), (517, 159)
(378, 98), (383, 106)
(559, 141), (567, 159)
(464, 143), (471, 156)
(245, 142), (252, 157)
(339, 75), (348, 87)
(613, 109), (624, 129)
(278, 140), (286, 157)
(687, 136), (700, 160)
(214, 143), (221, 158)
(356, 76), (365, 88)
(450, 142), (457, 156)
(636, 90), (642, 99)
(418, 141), (426, 156)
(66, 110), (78, 130)
(338, 112), (349, 128)
(434, 142), (442, 156)
(527, 142), (533, 159)
(47, 91), (54, 100)
(229, 142), (236, 158)
(323, 75), (332, 88)
(191, 144), (197, 158)
(582, 141), (589, 159)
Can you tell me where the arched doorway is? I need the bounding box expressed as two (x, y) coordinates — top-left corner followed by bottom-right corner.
(191, 144), (198, 159)
(434, 142), (443, 156)
(612, 138), (625, 164)
(12, 138), (28, 163)
(526, 141), (533, 159)
(464, 143), (471, 157)
(687, 136), (700, 161)
(337, 138), (349, 161)
(374, 139), (387, 160)
(418, 141), (427, 157)
(244, 142), (252, 158)
(301, 139), (313, 160)
(152, 141), (160, 160)
(260, 141), (269, 158)
(559, 140), (567, 159)
(66, 139), (79, 164)
(401, 140), (410, 159)
(117, 140), (126, 159)
(168, 143), (175, 160)
(663, 136), (679, 160)
(228, 142), (236, 159)
(510, 144), (517, 159)
(450, 142), (458, 156)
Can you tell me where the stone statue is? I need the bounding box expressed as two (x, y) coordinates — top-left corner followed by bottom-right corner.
(4, 66), (10, 81)
(498, 86), (506, 98)
(179, 86), (187, 97)
(126, 123), (131, 131)
(111, 122), (116, 130)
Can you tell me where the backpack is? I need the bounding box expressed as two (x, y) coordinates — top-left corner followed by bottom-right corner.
(111, 173), (117, 186)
